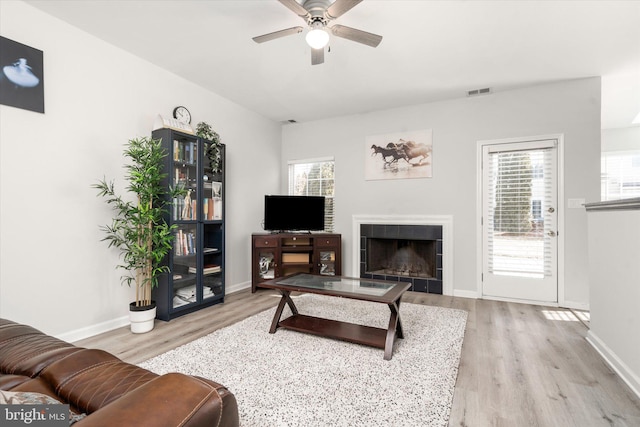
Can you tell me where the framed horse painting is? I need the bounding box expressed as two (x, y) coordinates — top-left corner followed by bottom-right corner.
(365, 129), (433, 180)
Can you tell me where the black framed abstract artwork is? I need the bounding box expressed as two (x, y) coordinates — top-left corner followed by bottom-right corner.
(0, 36), (44, 113)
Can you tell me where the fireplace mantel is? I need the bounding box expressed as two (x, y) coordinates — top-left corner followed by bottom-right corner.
(352, 215), (453, 296)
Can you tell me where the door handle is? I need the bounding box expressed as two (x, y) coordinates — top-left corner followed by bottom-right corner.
(548, 207), (555, 213)
(548, 231), (557, 237)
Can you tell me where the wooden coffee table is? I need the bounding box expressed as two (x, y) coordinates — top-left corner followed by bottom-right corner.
(258, 273), (411, 360)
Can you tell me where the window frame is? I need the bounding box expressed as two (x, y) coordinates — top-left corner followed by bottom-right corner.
(287, 157), (335, 232)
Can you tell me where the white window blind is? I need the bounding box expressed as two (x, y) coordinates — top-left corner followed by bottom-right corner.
(288, 158), (335, 232)
(601, 150), (640, 201)
(486, 147), (554, 278)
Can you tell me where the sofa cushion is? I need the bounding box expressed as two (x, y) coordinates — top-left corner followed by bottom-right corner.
(0, 323), (80, 377)
(40, 349), (158, 414)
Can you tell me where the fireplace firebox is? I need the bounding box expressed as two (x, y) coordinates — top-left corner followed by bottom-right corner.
(360, 224), (443, 294)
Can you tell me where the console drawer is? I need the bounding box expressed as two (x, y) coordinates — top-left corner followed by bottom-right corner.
(315, 236), (340, 247)
(254, 237), (278, 248)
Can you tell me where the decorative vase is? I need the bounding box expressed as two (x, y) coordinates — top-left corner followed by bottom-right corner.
(129, 301), (157, 334)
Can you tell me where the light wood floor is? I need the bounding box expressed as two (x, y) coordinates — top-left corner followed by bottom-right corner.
(75, 289), (640, 426)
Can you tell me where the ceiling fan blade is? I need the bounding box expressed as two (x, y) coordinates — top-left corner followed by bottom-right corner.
(252, 26), (304, 43)
(326, 0), (363, 20)
(311, 48), (324, 65)
(278, 0), (310, 18)
(330, 24), (382, 47)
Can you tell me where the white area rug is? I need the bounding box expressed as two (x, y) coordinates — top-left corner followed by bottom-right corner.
(139, 294), (468, 427)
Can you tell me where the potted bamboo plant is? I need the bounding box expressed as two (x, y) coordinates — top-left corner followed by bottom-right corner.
(94, 136), (182, 333)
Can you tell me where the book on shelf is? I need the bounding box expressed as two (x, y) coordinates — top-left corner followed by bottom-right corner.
(208, 198), (214, 220)
(191, 200), (197, 220)
(174, 169), (187, 188)
(174, 229), (196, 256)
(175, 190), (198, 221)
(188, 264), (221, 274)
(203, 247), (219, 254)
(172, 140), (198, 164)
(203, 286), (214, 298)
(176, 284), (197, 298)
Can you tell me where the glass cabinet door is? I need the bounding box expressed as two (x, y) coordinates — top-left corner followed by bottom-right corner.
(202, 141), (223, 221)
(202, 223), (223, 300)
(201, 140), (224, 301)
(257, 250), (276, 280)
(319, 250), (337, 276)
(173, 138), (198, 220)
(172, 224), (198, 308)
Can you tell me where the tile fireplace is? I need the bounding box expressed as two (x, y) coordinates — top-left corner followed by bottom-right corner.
(360, 224), (443, 294)
(352, 215), (453, 295)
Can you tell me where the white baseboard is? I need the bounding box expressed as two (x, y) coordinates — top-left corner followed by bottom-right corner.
(481, 294), (560, 307)
(57, 315), (129, 343)
(227, 280), (251, 294)
(559, 300), (590, 311)
(58, 282), (252, 343)
(586, 330), (640, 399)
(453, 289), (479, 299)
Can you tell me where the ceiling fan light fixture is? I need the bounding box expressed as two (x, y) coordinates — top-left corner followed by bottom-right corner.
(306, 26), (329, 49)
(252, 0), (383, 64)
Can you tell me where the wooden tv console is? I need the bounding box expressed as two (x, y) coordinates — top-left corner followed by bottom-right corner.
(251, 233), (342, 293)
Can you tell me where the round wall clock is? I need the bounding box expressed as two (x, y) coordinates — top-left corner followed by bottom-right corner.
(173, 106), (191, 124)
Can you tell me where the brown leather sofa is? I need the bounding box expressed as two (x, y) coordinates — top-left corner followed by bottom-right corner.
(0, 318), (239, 427)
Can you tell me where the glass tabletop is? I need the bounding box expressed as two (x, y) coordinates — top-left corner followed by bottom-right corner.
(275, 274), (396, 297)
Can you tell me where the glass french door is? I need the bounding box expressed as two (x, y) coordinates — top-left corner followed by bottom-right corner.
(482, 139), (558, 302)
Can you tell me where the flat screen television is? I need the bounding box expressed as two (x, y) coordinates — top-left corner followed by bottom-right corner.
(264, 195), (325, 232)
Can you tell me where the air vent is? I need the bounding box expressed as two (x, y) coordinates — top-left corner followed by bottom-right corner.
(281, 119), (298, 125)
(467, 87), (492, 97)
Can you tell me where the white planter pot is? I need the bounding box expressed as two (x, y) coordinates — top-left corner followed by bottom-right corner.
(129, 302), (156, 334)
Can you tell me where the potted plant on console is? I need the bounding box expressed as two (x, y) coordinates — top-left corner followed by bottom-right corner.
(94, 136), (183, 333)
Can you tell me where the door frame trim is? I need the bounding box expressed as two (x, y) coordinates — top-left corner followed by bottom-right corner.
(475, 134), (566, 306)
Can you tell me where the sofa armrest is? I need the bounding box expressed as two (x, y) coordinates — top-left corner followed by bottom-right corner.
(74, 373), (238, 427)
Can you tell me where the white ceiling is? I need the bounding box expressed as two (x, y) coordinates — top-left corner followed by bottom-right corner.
(25, 0), (640, 128)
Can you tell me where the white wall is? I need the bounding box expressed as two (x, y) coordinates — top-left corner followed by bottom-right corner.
(602, 126), (640, 152)
(282, 78), (601, 308)
(0, 1), (281, 338)
(586, 203), (640, 398)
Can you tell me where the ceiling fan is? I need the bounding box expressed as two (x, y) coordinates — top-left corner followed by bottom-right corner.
(252, 0), (383, 65)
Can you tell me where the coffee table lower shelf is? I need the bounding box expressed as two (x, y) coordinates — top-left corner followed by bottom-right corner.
(278, 314), (387, 349)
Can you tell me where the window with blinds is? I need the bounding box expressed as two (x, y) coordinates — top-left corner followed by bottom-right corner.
(486, 147), (554, 278)
(601, 151), (640, 201)
(288, 158), (335, 232)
